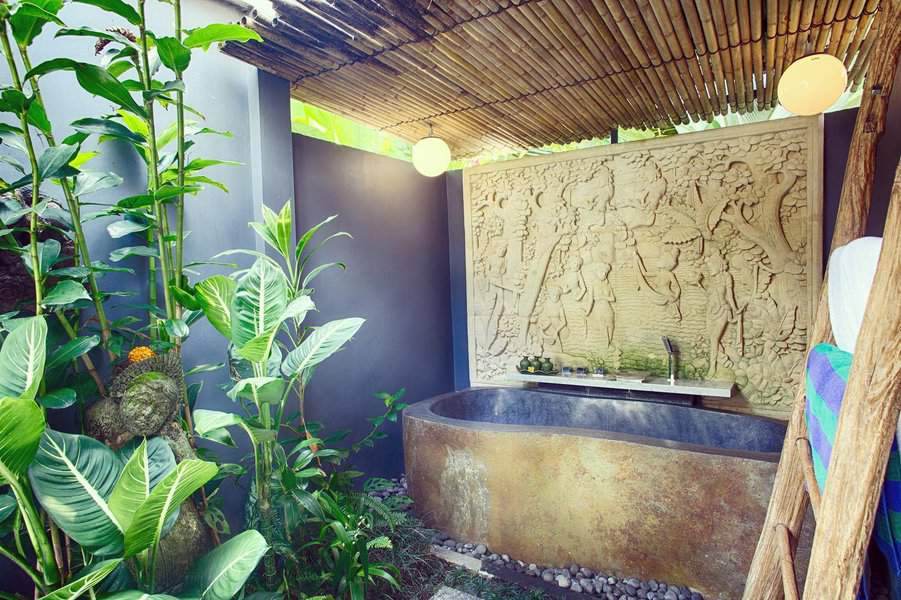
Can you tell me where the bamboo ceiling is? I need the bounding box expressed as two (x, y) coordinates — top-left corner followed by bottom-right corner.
(221, 0), (885, 157)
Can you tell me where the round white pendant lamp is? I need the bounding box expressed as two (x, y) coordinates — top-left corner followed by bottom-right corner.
(412, 126), (451, 177)
(778, 53), (848, 115)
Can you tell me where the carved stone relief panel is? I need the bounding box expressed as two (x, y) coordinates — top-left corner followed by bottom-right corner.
(463, 117), (823, 417)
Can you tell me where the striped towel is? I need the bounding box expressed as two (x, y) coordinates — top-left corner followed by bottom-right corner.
(806, 342), (901, 599)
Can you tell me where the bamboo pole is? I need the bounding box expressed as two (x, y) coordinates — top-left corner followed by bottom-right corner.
(741, 3), (901, 597)
(777, 524), (800, 600)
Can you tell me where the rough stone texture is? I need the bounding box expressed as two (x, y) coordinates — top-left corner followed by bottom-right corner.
(463, 118), (823, 418)
(405, 390), (806, 599)
(430, 586), (482, 600)
(85, 352), (213, 587)
(121, 372), (179, 435)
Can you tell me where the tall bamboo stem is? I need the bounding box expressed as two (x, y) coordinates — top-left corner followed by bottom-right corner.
(17, 46), (114, 357)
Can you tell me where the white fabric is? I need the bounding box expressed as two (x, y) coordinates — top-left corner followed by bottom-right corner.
(827, 236), (883, 354)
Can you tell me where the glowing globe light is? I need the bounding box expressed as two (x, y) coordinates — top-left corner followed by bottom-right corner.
(778, 53), (848, 115)
(412, 135), (451, 177)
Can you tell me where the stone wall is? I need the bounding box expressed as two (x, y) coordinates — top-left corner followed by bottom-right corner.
(463, 117), (823, 417)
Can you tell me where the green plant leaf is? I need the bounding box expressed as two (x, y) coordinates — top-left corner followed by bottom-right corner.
(225, 377), (286, 405)
(46, 335), (100, 372)
(38, 388), (77, 409)
(183, 24), (262, 50)
(195, 275), (235, 339)
(42, 280), (91, 307)
(192, 409), (244, 447)
(38, 558), (122, 600)
(10, 0), (64, 46)
(163, 318), (189, 339)
(109, 438), (177, 531)
(74, 171), (123, 196)
(109, 245), (159, 262)
(27, 98), (52, 134)
(107, 219), (150, 238)
(182, 529), (269, 600)
(281, 318), (364, 377)
(156, 36), (191, 72)
(0, 396), (45, 478)
(29, 430), (125, 555)
(0, 493), (16, 525)
(103, 592), (178, 600)
(0, 316), (47, 400)
(123, 459), (217, 557)
(24, 59), (145, 117)
(230, 258), (288, 351)
(38, 144), (79, 179)
(71, 117), (146, 143)
(236, 295), (314, 363)
(70, 0), (140, 25)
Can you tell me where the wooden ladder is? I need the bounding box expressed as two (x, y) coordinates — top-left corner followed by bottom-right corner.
(742, 3), (901, 599)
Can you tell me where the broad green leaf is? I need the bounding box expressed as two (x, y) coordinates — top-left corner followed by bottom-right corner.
(70, 0), (140, 24)
(74, 171), (122, 196)
(42, 280), (91, 307)
(38, 558), (122, 600)
(195, 275), (235, 339)
(109, 438), (176, 531)
(55, 26), (138, 49)
(236, 295), (314, 362)
(163, 318), (189, 339)
(10, 0), (64, 46)
(192, 409), (243, 446)
(103, 592), (178, 600)
(281, 318), (364, 377)
(0, 493), (16, 523)
(72, 0), (141, 25)
(46, 335), (100, 372)
(37, 144), (78, 179)
(107, 219), (150, 238)
(0, 316), (47, 399)
(225, 377), (286, 405)
(0, 396), (45, 478)
(29, 430), (125, 555)
(71, 561), (135, 595)
(295, 214), (337, 262)
(109, 245), (159, 262)
(183, 24), (262, 50)
(26, 98), (52, 133)
(182, 529), (269, 600)
(38, 388), (77, 409)
(156, 37), (191, 72)
(230, 258), (288, 350)
(25, 59), (145, 117)
(22, 239), (61, 276)
(123, 459), (217, 557)
(71, 117), (145, 143)
(301, 261), (345, 289)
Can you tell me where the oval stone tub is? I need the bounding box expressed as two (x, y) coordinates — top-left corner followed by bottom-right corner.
(403, 387), (790, 599)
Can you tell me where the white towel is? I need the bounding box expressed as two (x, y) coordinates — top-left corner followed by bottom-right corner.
(827, 236), (883, 354)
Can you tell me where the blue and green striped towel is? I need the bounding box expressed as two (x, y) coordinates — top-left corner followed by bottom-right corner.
(806, 342), (901, 599)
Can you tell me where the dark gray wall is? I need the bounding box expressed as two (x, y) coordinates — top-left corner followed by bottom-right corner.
(0, 0), (296, 565)
(292, 135), (454, 478)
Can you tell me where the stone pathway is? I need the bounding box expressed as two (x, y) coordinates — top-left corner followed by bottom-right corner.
(429, 586), (481, 600)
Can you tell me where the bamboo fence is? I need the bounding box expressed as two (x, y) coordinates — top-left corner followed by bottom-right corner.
(221, 0), (885, 157)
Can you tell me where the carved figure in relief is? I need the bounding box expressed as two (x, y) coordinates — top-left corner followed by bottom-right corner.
(537, 286), (567, 351)
(586, 259), (616, 346)
(474, 243), (511, 355)
(616, 161), (667, 229)
(517, 191), (567, 346)
(635, 246), (683, 321)
(568, 164), (614, 229)
(703, 250), (742, 378)
(561, 254), (591, 338)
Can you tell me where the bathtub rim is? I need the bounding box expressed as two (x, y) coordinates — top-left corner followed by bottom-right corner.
(404, 386), (786, 463)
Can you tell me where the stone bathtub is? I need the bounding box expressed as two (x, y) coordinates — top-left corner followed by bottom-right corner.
(403, 387), (790, 599)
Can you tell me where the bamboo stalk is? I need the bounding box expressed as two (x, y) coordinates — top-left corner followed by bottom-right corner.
(777, 524), (800, 600)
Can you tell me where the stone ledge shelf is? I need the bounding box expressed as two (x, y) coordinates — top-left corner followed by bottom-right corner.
(507, 372), (735, 398)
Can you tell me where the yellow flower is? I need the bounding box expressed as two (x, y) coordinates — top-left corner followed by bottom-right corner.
(128, 346), (155, 363)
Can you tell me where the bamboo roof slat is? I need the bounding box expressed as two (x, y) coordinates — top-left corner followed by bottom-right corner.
(221, 0), (887, 157)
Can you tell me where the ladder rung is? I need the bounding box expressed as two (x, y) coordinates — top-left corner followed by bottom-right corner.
(777, 523), (800, 600)
(795, 436), (821, 517)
